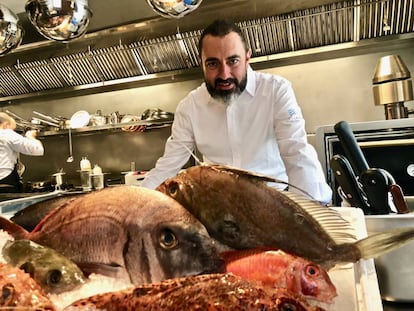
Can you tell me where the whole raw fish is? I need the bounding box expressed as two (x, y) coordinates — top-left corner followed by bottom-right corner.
(66, 273), (324, 311)
(222, 247), (337, 303)
(0, 262), (57, 310)
(2, 239), (86, 294)
(0, 186), (224, 285)
(157, 165), (414, 268)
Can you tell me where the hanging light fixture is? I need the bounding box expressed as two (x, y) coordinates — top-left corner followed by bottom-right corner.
(0, 3), (24, 56)
(146, 0), (203, 19)
(25, 0), (92, 42)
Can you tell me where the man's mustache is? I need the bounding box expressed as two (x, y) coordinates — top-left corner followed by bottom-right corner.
(215, 78), (237, 86)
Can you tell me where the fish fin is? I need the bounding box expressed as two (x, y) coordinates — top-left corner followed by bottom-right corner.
(0, 216), (29, 239)
(77, 262), (123, 278)
(356, 227), (414, 260)
(282, 191), (357, 244)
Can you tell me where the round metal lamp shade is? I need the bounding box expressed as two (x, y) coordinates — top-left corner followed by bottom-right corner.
(146, 0), (202, 19)
(0, 4), (24, 56)
(25, 0), (92, 42)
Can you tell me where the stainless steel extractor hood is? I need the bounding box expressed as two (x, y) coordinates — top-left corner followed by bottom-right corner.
(0, 0), (413, 103)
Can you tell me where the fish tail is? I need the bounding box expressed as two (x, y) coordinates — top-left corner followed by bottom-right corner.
(0, 216), (29, 239)
(356, 227), (414, 259)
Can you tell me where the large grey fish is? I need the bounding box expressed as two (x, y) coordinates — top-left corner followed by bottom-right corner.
(2, 239), (86, 294)
(0, 186), (224, 285)
(157, 164), (414, 269)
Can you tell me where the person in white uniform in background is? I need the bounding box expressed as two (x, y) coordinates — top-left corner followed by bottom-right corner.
(142, 18), (332, 204)
(0, 112), (44, 192)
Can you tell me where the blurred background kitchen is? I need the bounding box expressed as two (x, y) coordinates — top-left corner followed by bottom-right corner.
(0, 0), (412, 191)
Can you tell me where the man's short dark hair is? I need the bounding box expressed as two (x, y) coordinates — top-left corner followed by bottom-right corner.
(198, 19), (248, 55)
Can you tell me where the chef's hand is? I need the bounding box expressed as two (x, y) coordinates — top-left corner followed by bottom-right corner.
(25, 130), (38, 139)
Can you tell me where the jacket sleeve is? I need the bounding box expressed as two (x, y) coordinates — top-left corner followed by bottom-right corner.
(8, 131), (44, 156)
(141, 100), (195, 190)
(272, 79), (332, 204)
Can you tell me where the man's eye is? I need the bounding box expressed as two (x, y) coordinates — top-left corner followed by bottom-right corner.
(206, 61), (218, 69)
(228, 58), (239, 66)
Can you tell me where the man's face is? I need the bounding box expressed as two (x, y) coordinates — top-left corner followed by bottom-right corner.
(200, 32), (251, 105)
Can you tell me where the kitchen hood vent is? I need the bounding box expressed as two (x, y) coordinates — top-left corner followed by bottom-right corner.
(0, 0), (413, 103)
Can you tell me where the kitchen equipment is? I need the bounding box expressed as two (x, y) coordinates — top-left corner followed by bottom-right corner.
(315, 119), (414, 206)
(365, 209), (414, 302)
(372, 55), (414, 120)
(333, 120), (408, 214)
(25, 0), (92, 42)
(146, 0), (203, 19)
(90, 110), (106, 126)
(67, 127), (74, 163)
(70, 110), (90, 128)
(51, 171), (66, 190)
(0, 3), (23, 56)
(330, 154), (370, 213)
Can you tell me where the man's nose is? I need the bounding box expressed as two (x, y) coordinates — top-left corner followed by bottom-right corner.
(217, 63), (231, 78)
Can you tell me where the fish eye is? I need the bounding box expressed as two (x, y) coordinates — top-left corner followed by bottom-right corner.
(46, 269), (62, 286)
(167, 181), (179, 196)
(159, 228), (178, 249)
(20, 262), (35, 278)
(279, 301), (298, 311)
(1, 283), (14, 302)
(305, 264), (319, 277)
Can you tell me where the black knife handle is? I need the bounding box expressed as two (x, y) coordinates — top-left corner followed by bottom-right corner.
(334, 121), (370, 176)
(330, 155), (370, 213)
(360, 169), (391, 214)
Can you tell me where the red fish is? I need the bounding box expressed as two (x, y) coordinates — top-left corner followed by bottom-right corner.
(222, 247), (337, 303)
(66, 273), (325, 311)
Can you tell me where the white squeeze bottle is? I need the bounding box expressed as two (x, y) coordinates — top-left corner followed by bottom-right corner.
(80, 156), (91, 171)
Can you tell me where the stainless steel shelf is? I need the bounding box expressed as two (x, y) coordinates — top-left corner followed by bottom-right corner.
(39, 120), (172, 137)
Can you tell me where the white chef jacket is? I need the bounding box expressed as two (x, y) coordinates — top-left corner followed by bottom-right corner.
(142, 66), (332, 204)
(0, 129), (44, 179)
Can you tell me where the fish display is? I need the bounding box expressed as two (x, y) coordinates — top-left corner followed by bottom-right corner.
(65, 273), (324, 311)
(0, 186), (224, 285)
(157, 164), (414, 268)
(0, 262), (57, 310)
(222, 247), (337, 303)
(11, 193), (85, 231)
(2, 239), (86, 294)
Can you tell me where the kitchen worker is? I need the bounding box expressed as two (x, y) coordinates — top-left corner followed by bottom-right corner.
(142, 18), (332, 204)
(0, 112), (44, 192)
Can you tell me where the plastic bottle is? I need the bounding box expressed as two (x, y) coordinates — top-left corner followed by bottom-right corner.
(80, 156), (91, 171)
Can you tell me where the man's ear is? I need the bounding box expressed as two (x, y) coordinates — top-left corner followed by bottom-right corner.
(246, 48), (252, 62)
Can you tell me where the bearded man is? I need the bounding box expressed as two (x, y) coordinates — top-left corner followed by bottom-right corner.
(142, 19), (332, 204)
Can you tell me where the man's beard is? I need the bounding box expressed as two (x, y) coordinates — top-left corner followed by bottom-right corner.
(206, 75), (247, 106)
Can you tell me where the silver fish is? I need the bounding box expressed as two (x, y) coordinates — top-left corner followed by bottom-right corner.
(157, 164), (414, 269)
(2, 239), (86, 294)
(0, 186), (224, 285)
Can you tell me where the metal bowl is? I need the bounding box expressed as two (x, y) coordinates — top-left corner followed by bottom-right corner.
(25, 0), (92, 42)
(0, 4), (24, 56)
(146, 0), (203, 19)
